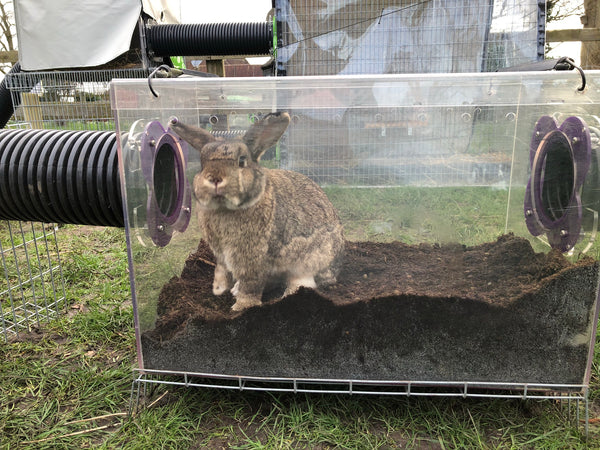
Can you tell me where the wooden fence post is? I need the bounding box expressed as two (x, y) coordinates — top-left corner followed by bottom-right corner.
(21, 93), (44, 129)
(581, 0), (600, 69)
(206, 59), (226, 77)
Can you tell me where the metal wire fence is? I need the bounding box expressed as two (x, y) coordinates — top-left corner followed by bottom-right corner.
(5, 68), (149, 131)
(275, 0), (543, 76)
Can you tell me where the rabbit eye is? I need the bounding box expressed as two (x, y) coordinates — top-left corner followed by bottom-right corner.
(238, 155), (248, 168)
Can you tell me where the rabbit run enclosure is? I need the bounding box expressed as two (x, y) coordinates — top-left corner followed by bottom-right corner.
(112, 72), (600, 395)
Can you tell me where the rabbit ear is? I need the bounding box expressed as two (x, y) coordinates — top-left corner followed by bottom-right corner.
(243, 112), (290, 161)
(169, 118), (215, 150)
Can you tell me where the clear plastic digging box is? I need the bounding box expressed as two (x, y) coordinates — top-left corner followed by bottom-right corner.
(111, 71), (600, 391)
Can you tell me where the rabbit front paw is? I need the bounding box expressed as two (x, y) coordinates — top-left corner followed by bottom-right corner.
(212, 264), (233, 296)
(283, 275), (317, 297)
(230, 280), (240, 297)
(231, 293), (262, 311)
(213, 280), (230, 296)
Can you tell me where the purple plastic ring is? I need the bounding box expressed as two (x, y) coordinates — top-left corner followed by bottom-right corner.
(140, 120), (192, 247)
(524, 116), (591, 252)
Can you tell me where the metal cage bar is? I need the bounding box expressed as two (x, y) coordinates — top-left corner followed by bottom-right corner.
(129, 368), (590, 434)
(0, 221), (66, 341)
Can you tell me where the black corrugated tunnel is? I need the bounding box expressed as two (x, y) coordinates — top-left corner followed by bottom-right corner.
(0, 128), (123, 226)
(146, 22), (273, 57)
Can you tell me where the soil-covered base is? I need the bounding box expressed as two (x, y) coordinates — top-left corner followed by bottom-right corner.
(141, 234), (599, 384)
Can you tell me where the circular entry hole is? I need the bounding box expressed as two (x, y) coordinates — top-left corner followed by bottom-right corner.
(539, 130), (575, 223)
(153, 143), (179, 218)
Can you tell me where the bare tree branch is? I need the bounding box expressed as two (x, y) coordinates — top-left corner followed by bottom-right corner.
(547, 0), (585, 24)
(0, 1), (16, 74)
(545, 1), (585, 57)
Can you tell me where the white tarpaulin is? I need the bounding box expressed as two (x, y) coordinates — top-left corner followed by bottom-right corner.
(14, 0), (179, 70)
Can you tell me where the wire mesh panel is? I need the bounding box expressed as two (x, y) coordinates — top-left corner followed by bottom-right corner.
(280, 85), (516, 186)
(0, 221), (66, 341)
(5, 68), (149, 131)
(275, 1), (542, 182)
(275, 0), (543, 75)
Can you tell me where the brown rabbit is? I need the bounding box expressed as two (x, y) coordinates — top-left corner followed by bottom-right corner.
(170, 112), (344, 311)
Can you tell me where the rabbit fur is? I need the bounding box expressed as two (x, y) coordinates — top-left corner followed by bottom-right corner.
(170, 112), (344, 311)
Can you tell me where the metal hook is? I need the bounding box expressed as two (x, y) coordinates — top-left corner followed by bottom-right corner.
(555, 57), (586, 92)
(574, 64), (586, 92)
(148, 64), (172, 98)
(501, 57), (587, 92)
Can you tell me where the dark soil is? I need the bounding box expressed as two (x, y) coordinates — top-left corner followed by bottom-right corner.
(142, 234), (599, 385)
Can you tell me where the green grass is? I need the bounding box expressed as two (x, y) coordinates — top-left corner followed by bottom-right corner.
(0, 224), (599, 448)
(326, 186), (510, 245)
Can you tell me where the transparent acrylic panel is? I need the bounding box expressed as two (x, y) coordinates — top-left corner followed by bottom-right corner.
(112, 72), (600, 388)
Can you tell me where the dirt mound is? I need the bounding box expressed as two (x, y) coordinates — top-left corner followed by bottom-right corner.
(142, 235), (598, 384)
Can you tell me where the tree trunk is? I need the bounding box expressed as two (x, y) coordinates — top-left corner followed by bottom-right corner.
(581, 0), (600, 69)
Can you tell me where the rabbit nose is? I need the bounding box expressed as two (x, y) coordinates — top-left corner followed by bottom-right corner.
(205, 173), (227, 191)
(209, 174), (222, 184)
